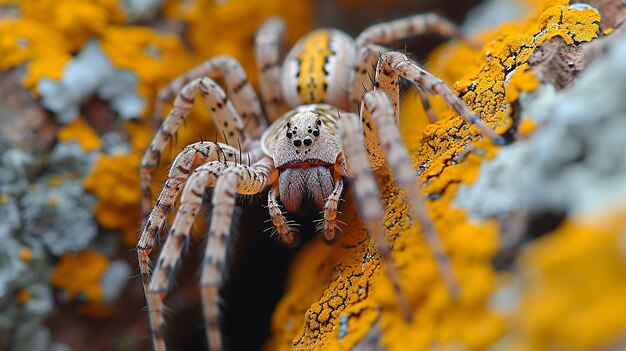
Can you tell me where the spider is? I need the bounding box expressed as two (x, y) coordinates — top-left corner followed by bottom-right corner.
(137, 14), (503, 351)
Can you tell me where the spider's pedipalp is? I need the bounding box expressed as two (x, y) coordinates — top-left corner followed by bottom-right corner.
(338, 111), (413, 322)
(267, 186), (299, 246)
(362, 90), (459, 298)
(255, 18), (289, 121)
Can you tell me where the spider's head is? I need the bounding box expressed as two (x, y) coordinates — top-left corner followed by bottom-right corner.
(270, 107), (342, 169)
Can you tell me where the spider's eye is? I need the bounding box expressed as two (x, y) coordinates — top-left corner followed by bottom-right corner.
(293, 139), (302, 147)
(313, 130), (320, 137)
(287, 122), (291, 128)
(286, 132), (292, 138)
(316, 119), (321, 126)
(303, 137), (312, 146)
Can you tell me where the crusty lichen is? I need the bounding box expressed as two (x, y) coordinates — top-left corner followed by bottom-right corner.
(266, 1), (603, 350)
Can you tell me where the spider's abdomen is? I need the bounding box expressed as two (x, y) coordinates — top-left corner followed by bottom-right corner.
(281, 29), (355, 111)
(279, 166), (334, 214)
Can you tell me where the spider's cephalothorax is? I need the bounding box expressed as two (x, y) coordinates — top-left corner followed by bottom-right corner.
(138, 14), (504, 351)
(263, 106), (343, 214)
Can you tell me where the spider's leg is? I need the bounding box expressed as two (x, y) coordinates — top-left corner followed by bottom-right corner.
(154, 56), (266, 138)
(338, 111), (413, 322)
(267, 186), (299, 247)
(377, 51), (504, 144)
(141, 76), (248, 213)
(350, 13), (474, 118)
(255, 18), (290, 121)
(138, 143), (236, 299)
(147, 164), (221, 351)
(349, 43), (388, 111)
(417, 87), (438, 123)
(200, 159), (271, 351)
(321, 175), (344, 243)
(362, 90), (460, 298)
(355, 13), (471, 48)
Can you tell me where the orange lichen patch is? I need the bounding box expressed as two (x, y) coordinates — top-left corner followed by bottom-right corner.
(58, 117), (103, 152)
(83, 153), (142, 246)
(505, 64), (540, 104)
(100, 26), (195, 107)
(19, 248), (33, 262)
(0, 18), (70, 89)
(50, 249), (109, 302)
(162, 0), (312, 88)
(518, 119), (538, 137)
(507, 210), (626, 350)
(0, 1), (126, 90)
(16, 288), (32, 304)
(268, 1), (602, 350)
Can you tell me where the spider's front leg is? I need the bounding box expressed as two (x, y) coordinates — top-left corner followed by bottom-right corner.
(376, 51), (504, 144)
(360, 90), (459, 298)
(350, 13), (480, 124)
(147, 162), (223, 351)
(338, 112), (413, 322)
(138, 141), (238, 298)
(200, 158), (271, 351)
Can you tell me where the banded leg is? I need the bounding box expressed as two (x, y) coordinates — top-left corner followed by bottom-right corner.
(137, 142), (237, 298)
(147, 164), (221, 351)
(350, 13), (475, 119)
(153, 56), (266, 138)
(355, 13), (469, 47)
(255, 18), (289, 121)
(141, 76), (248, 213)
(319, 177), (344, 243)
(200, 159), (271, 351)
(267, 186), (299, 247)
(377, 51), (504, 144)
(338, 111), (413, 322)
(362, 90), (459, 298)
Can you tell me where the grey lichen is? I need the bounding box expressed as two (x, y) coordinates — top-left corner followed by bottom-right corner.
(37, 40), (145, 124)
(455, 32), (626, 219)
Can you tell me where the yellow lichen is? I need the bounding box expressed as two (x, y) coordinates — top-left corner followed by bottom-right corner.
(49, 249), (109, 302)
(57, 117), (103, 152)
(267, 1), (602, 350)
(506, 210), (626, 350)
(16, 288), (32, 304)
(0, 0), (126, 90)
(19, 248), (33, 262)
(83, 152), (142, 246)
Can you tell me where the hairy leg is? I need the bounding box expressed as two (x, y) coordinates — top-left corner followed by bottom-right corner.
(199, 159), (271, 351)
(338, 111), (413, 322)
(362, 90), (459, 298)
(350, 13), (475, 124)
(137, 151), (234, 299)
(255, 18), (290, 121)
(376, 51), (504, 144)
(154, 56), (266, 137)
(147, 165), (219, 351)
(141, 76), (249, 213)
